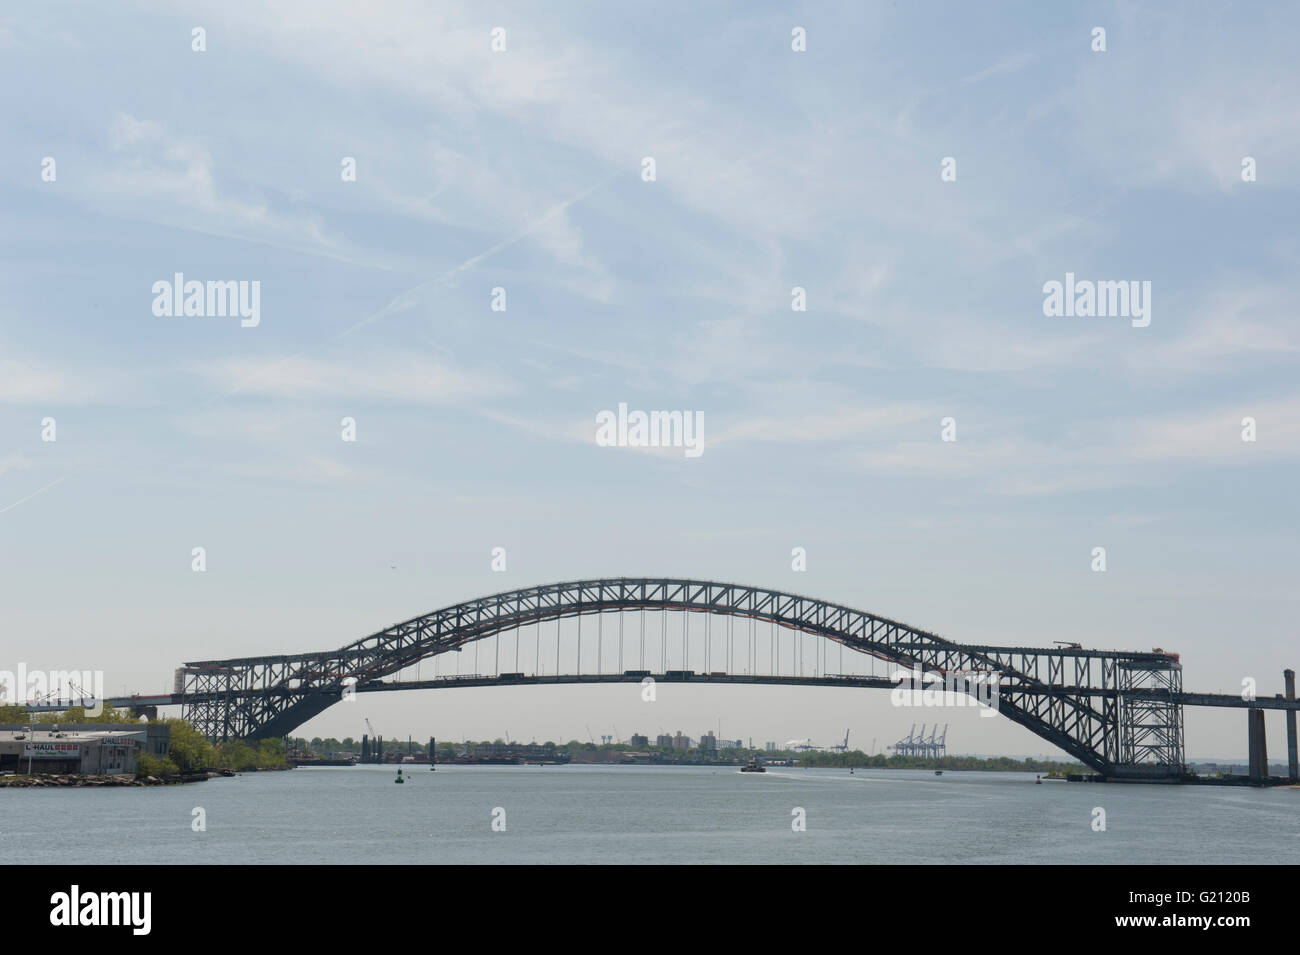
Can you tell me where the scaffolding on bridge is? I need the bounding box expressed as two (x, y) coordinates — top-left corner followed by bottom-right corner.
(1117, 656), (1185, 776)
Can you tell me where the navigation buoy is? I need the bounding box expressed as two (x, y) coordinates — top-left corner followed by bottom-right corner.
(395, 767), (405, 784)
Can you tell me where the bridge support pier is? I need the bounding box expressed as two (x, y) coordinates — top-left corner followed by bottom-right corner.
(1247, 708), (1268, 782)
(1285, 669), (1298, 782)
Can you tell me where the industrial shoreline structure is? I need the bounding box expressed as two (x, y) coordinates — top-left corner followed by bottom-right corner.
(0, 722), (170, 775)
(76, 578), (1300, 785)
(890, 723), (949, 759)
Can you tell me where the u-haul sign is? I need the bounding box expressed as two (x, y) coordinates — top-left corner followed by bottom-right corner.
(23, 742), (81, 758)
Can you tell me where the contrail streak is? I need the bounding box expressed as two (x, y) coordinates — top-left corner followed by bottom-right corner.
(210, 170), (620, 405)
(0, 471), (78, 517)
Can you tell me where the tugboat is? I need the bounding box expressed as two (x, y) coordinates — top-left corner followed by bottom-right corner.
(395, 767), (405, 784)
(740, 757), (766, 773)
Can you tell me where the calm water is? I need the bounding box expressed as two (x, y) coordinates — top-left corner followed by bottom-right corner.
(4, 764), (1298, 864)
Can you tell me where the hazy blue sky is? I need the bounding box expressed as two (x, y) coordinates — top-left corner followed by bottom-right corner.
(2, 2), (1298, 759)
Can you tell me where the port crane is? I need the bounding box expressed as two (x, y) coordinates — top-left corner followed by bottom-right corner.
(830, 729), (851, 752)
(890, 723), (946, 758)
(887, 723), (918, 754)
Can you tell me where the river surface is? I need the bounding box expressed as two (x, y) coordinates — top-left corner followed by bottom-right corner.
(4, 764), (1298, 864)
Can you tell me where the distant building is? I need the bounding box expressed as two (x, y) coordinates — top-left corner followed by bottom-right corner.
(630, 733), (649, 747)
(655, 734), (673, 748)
(0, 723), (170, 775)
(765, 741), (776, 751)
(699, 731), (717, 752)
(673, 731), (690, 750)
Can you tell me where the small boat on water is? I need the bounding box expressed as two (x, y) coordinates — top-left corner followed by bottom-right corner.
(934, 770), (943, 776)
(740, 758), (766, 773)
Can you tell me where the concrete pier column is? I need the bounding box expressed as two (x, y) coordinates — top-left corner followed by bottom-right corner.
(1286, 669), (1298, 782)
(1248, 709), (1268, 782)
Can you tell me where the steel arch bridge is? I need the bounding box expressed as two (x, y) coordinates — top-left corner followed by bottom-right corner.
(176, 577), (1192, 779)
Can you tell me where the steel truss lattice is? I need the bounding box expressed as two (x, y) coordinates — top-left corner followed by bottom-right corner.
(177, 577), (1184, 778)
(1117, 658), (1185, 776)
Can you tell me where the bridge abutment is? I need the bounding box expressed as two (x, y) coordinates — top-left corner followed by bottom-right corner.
(1247, 708), (1268, 782)
(1285, 669), (1298, 782)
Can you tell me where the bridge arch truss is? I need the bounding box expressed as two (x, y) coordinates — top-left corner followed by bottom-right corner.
(179, 577), (1183, 778)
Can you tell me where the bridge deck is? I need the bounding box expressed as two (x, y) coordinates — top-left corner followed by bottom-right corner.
(76, 674), (1300, 711)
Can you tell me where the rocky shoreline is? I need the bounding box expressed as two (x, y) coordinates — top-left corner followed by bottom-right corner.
(0, 769), (235, 788)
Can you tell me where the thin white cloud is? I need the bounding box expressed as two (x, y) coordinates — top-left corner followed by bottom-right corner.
(853, 397), (1300, 494)
(0, 454), (33, 479)
(222, 456), (366, 486)
(203, 352), (515, 404)
(0, 358), (107, 404)
(84, 113), (362, 266)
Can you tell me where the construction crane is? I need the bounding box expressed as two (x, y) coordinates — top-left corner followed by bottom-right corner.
(363, 717), (382, 763)
(831, 729), (851, 752)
